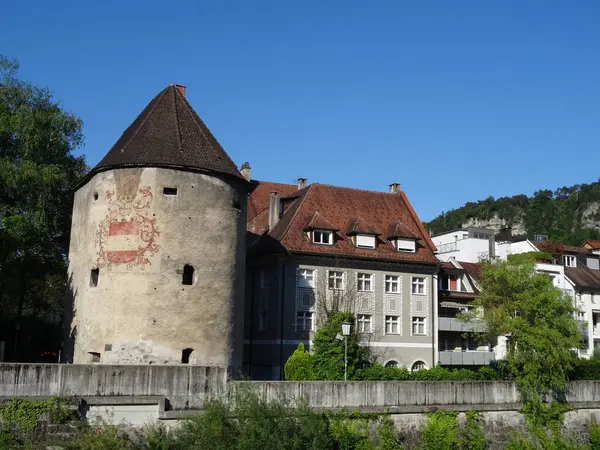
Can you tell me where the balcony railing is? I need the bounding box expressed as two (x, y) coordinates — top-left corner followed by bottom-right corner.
(436, 242), (457, 254)
(438, 317), (487, 333)
(439, 351), (495, 366)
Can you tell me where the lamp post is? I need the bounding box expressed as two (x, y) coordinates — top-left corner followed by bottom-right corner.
(341, 322), (351, 381)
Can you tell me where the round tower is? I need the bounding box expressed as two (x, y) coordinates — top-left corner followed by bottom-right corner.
(64, 85), (248, 370)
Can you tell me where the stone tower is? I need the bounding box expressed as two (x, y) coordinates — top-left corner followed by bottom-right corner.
(65, 85), (248, 370)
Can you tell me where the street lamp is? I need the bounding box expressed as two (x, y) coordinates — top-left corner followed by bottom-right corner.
(341, 322), (351, 381)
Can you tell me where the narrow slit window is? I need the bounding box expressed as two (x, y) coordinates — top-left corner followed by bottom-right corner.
(182, 348), (193, 364)
(93, 192), (99, 201)
(182, 265), (194, 285)
(163, 187), (178, 196)
(90, 268), (99, 287)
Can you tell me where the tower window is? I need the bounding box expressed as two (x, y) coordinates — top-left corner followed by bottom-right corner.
(90, 268), (99, 287)
(89, 352), (101, 363)
(182, 348), (193, 364)
(182, 265), (194, 285)
(163, 187), (178, 196)
(93, 192), (98, 201)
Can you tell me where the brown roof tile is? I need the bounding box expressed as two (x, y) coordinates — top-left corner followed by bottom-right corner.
(254, 183), (438, 264)
(565, 266), (600, 289)
(247, 180), (297, 235)
(347, 217), (380, 235)
(459, 262), (483, 282)
(583, 240), (600, 250)
(78, 85), (244, 188)
(536, 240), (591, 255)
(303, 212), (339, 231)
(387, 221), (419, 239)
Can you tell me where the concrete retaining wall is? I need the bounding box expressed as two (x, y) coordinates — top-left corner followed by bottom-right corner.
(2, 364), (600, 414)
(0, 364), (227, 410)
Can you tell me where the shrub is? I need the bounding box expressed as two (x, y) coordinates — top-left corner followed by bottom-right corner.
(418, 411), (459, 450)
(74, 424), (134, 450)
(354, 364), (411, 381)
(590, 422), (600, 450)
(571, 358), (600, 380)
(458, 411), (487, 450)
(284, 342), (315, 381)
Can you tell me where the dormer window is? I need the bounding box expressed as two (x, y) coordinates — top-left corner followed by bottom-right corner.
(395, 238), (416, 253)
(313, 230), (333, 245)
(563, 255), (577, 267)
(356, 234), (376, 249)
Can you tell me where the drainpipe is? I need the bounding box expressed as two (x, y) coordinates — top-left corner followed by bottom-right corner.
(279, 257), (289, 380)
(432, 273), (439, 366)
(248, 269), (255, 379)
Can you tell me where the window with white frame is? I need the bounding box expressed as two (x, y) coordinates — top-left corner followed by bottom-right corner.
(412, 317), (426, 335)
(411, 277), (426, 295)
(385, 315), (400, 334)
(356, 234), (376, 249)
(296, 311), (314, 331)
(563, 255), (577, 267)
(328, 271), (344, 290)
(396, 238), (416, 252)
(357, 273), (373, 292)
(577, 311), (586, 322)
(411, 361), (426, 372)
(299, 269), (315, 288)
(385, 360), (399, 368)
(385, 275), (399, 293)
(357, 314), (372, 333)
(313, 230), (333, 245)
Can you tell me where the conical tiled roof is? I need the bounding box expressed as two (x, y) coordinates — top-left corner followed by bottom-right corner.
(78, 85), (244, 188)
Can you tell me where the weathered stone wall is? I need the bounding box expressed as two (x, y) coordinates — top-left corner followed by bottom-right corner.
(66, 167), (247, 370)
(0, 364), (227, 410)
(2, 364), (600, 447)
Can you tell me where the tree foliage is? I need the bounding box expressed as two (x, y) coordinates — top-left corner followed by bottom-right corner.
(284, 342), (315, 381)
(425, 182), (600, 245)
(0, 55), (87, 360)
(474, 259), (582, 405)
(311, 311), (369, 380)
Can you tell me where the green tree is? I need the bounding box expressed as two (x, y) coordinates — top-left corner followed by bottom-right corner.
(284, 342), (315, 381)
(474, 259), (581, 416)
(311, 311), (369, 380)
(0, 55), (87, 360)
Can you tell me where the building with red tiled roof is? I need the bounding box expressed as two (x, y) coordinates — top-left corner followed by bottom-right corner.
(244, 180), (440, 378)
(582, 240), (600, 252)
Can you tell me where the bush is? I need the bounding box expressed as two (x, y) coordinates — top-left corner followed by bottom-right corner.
(74, 424), (134, 450)
(284, 342), (315, 380)
(590, 422), (600, 450)
(418, 411), (459, 450)
(354, 365), (411, 381)
(571, 358), (600, 380)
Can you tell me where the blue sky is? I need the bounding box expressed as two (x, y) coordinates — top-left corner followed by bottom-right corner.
(3, 1), (600, 221)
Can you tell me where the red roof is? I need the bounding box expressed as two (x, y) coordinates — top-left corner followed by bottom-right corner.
(536, 240), (591, 255)
(247, 180), (297, 235)
(347, 217), (380, 235)
(583, 240), (600, 250)
(459, 262), (483, 282)
(249, 182), (438, 264)
(303, 212), (339, 231)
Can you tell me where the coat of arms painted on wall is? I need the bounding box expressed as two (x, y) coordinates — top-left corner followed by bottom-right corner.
(95, 185), (160, 270)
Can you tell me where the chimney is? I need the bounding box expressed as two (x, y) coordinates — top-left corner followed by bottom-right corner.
(240, 162), (251, 181)
(175, 84), (187, 97)
(389, 183), (401, 194)
(489, 233), (496, 260)
(297, 178), (307, 190)
(269, 192), (281, 230)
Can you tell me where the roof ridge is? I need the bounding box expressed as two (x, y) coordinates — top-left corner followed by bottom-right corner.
(275, 184), (313, 241)
(120, 87), (169, 154)
(311, 183), (402, 196)
(172, 86), (184, 154)
(398, 191), (437, 252)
